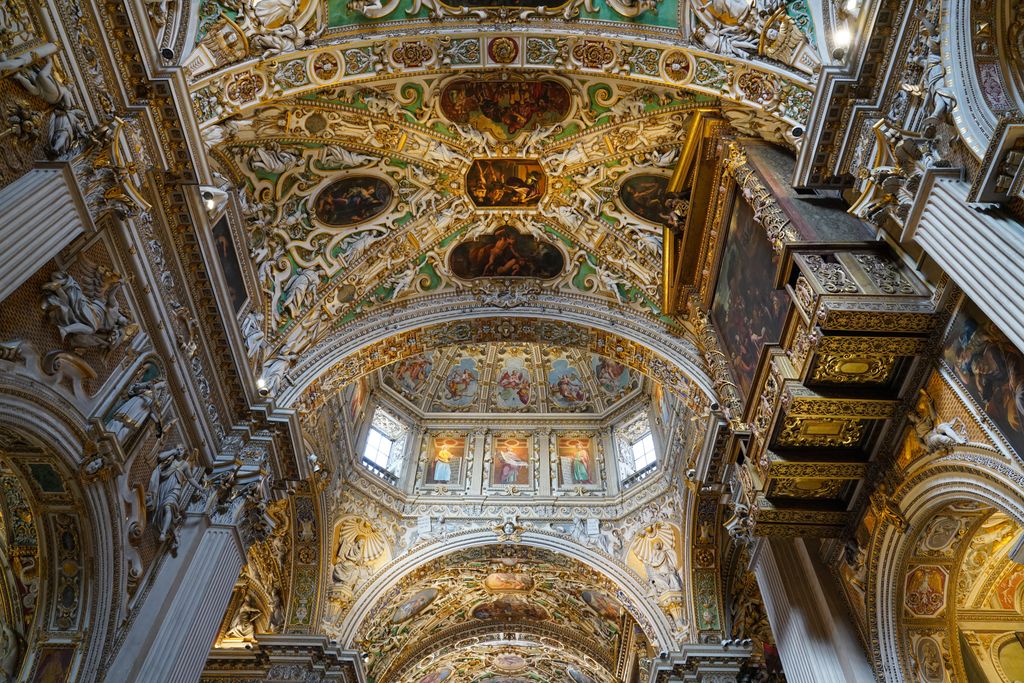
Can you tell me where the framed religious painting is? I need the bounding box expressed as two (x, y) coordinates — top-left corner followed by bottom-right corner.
(28, 646), (75, 683)
(420, 432), (470, 492)
(487, 432), (534, 491)
(552, 431), (602, 492)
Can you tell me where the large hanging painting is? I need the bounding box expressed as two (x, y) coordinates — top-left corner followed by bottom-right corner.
(424, 434), (467, 486)
(944, 297), (1024, 454)
(449, 226), (564, 279)
(389, 353), (433, 396)
(491, 434), (531, 487)
(312, 175), (393, 227)
(547, 358), (591, 411)
(211, 216), (248, 312)
(467, 160), (546, 208)
(493, 356), (532, 409)
(619, 174), (671, 223)
(440, 80), (571, 140)
(29, 646), (75, 683)
(556, 435), (596, 487)
(440, 357), (480, 409)
(711, 195), (789, 396)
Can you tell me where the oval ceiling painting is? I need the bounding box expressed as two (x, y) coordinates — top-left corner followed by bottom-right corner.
(391, 587), (439, 623)
(449, 226), (564, 280)
(618, 174), (670, 224)
(440, 80), (571, 140)
(312, 175), (393, 227)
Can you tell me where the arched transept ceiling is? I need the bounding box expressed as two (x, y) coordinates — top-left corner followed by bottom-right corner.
(347, 544), (654, 683)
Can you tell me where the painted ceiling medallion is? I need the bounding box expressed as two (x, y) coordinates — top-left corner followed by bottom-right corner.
(449, 226), (564, 280)
(440, 79), (571, 140)
(467, 160), (545, 207)
(312, 175), (394, 227)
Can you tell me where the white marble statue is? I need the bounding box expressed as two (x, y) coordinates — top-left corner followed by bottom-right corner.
(105, 376), (168, 442)
(145, 445), (205, 543)
(41, 268), (129, 351)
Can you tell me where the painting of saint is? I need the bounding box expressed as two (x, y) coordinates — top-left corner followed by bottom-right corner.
(440, 80), (571, 140)
(391, 587), (439, 623)
(450, 226), (564, 280)
(483, 572), (534, 592)
(211, 216), (248, 312)
(581, 590), (622, 620)
(494, 357), (532, 409)
(471, 595), (549, 621)
(426, 435), (465, 485)
(557, 436), (595, 487)
(466, 160), (546, 208)
(346, 376), (368, 421)
(29, 647), (75, 683)
(417, 667), (452, 683)
(547, 359), (590, 411)
(492, 653), (528, 672)
(944, 297), (1024, 455)
(491, 435), (530, 487)
(619, 174), (671, 223)
(390, 353), (433, 396)
(440, 358), (480, 409)
(591, 355), (633, 397)
(710, 195), (789, 397)
(312, 175), (393, 227)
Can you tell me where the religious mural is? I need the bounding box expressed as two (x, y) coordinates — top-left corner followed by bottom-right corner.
(28, 647), (75, 683)
(491, 434), (531, 487)
(943, 297), (1024, 455)
(466, 160), (546, 208)
(424, 434), (467, 486)
(449, 226), (564, 280)
(471, 595), (550, 620)
(391, 588), (439, 623)
(440, 80), (571, 139)
(556, 435), (596, 487)
(388, 353), (434, 397)
(439, 357), (481, 409)
(618, 174), (672, 223)
(493, 355), (532, 410)
(591, 355), (635, 400)
(312, 175), (393, 227)
(711, 195), (789, 396)
(547, 357), (591, 411)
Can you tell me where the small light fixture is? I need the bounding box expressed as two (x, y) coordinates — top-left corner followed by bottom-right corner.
(256, 376), (269, 396)
(833, 26), (852, 49)
(843, 0), (859, 14)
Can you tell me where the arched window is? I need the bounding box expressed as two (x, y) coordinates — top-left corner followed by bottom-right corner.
(615, 410), (657, 486)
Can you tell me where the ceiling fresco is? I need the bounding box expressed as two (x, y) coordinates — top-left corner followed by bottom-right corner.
(210, 73), (739, 393)
(349, 544), (651, 683)
(379, 344), (644, 415)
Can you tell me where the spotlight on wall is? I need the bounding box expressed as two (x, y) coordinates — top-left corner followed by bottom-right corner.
(201, 190), (216, 212)
(843, 0), (859, 13)
(256, 376), (269, 397)
(160, 47), (175, 60)
(832, 26), (852, 60)
(791, 125), (805, 139)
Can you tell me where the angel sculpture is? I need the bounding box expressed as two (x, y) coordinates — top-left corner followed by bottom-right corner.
(41, 267), (131, 352)
(908, 389), (967, 453)
(145, 445), (205, 545)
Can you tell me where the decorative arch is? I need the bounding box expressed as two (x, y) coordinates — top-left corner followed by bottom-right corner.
(0, 383), (118, 683)
(336, 528), (680, 650)
(869, 450), (1024, 682)
(280, 302), (718, 409)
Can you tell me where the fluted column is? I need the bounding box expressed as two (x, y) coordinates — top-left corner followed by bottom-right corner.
(102, 512), (245, 683)
(751, 538), (875, 683)
(0, 166), (89, 302)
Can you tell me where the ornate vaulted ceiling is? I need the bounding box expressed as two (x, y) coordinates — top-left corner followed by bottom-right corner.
(350, 545), (651, 683)
(183, 0), (826, 677)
